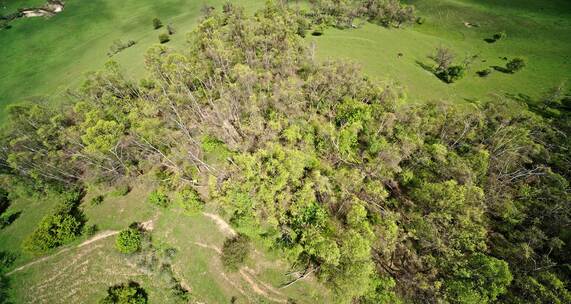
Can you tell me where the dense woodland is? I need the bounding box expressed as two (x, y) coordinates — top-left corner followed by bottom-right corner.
(0, 1), (570, 303)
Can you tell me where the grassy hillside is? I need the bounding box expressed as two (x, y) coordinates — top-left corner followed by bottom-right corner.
(0, 0), (264, 119)
(309, 0), (571, 102)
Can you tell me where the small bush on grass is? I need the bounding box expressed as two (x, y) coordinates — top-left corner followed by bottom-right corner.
(506, 57), (526, 73)
(221, 234), (251, 271)
(99, 281), (147, 304)
(0, 188), (8, 216)
(493, 31), (507, 41)
(148, 189), (170, 208)
(90, 195), (104, 206)
(115, 228), (142, 254)
(477, 68), (492, 77)
(110, 184), (130, 197)
(152, 17), (162, 29)
(175, 187), (204, 215)
(159, 33), (170, 44)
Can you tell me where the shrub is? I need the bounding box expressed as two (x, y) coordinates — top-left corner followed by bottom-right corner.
(152, 17), (162, 30)
(436, 65), (465, 83)
(115, 228), (142, 254)
(416, 16), (425, 24)
(23, 190), (85, 253)
(158, 33), (170, 44)
(0, 188), (9, 216)
(221, 234), (251, 271)
(493, 31), (507, 41)
(23, 212), (83, 253)
(477, 68), (492, 77)
(99, 281), (147, 304)
(90, 195), (104, 206)
(148, 189), (170, 208)
(506, 57), (526, 73)
(167, 24), (175, 35)
(110, 184), (130, 197)
(175, 187), (204, 215)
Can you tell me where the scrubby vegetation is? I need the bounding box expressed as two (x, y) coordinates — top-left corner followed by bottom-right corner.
(115, 227), (142, 254)
(221, 234), (251, 271)
(0, 1), (569, 303)
(99, 281), (147, 304)
(23, 190), (85, 253)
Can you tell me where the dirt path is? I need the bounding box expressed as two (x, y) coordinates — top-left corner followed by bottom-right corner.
(7, 219), (155, 276)
(194, 213), (289, 303)
(202, 212), (236, 237)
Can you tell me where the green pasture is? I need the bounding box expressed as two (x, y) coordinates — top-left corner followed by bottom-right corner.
(309, 0), (571, 102)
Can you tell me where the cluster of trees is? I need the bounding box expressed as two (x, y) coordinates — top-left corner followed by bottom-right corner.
(0, 1), (568, 303)
(308, 0), (416, 28)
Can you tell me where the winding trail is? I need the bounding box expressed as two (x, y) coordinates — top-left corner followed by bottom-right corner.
(6, 219), (154, 276)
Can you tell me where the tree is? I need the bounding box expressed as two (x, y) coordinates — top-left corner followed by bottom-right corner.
(99, 281), (147, 304)
(115, 228), (142, 254)
(431, 47), (455, 71)
(506, 57), (526, 73)
(221, 234), (251, 271)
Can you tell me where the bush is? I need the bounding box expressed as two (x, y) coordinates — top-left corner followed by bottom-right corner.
(90, 195), (104, 206)
(436, 65), (465, 83)
(23, 190), (85, 253)
(506, 57), (526, 73)
(416, 16), (425, 24)
(152, 17), (162, 30)
(99, 281), (147, 304)
(175, 188), (204, 215)
(110, 184), (130, 197)
(477, 68), (492, 77)
(493, 31), (507, 41)
(158, 33), (170, 44)
(167, 24), (175, 35)
(115, 228), (142, 254)
(0, 188), (9, 216)
(148, 189), (170, 208)
(221, 234), (251, 271)
(23, 212), (83, 253)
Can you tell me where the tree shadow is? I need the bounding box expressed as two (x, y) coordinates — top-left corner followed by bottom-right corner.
(492, 66), (511, 73)
(415, 60), (435, 73)
(484, 38), (496, 43)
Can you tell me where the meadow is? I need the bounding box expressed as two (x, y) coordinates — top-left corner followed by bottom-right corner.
(309, 0), (571, 102)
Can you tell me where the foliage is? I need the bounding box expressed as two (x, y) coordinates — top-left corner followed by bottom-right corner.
(115, 228), (142, 254)
(23, 190), (85, 253)
(90, 195), (104, 206)
(175, 187), (204, 215)
(1, 2), (569, 303)
(0, 188), (8, 216)
(152, 17), (162, 29)
(158, 33), (170, 44)
(477, 68), (492, 77)
(506, 57), (526, 73)
(147, 189), (170, 208)
(110, 184), (130, 197)
(221, 234), (251, 271)
(99, 281), (147, 304)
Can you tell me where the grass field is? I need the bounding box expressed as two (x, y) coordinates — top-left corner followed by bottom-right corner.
(0, 0), (264, 120)
(309, 0), (571, 102)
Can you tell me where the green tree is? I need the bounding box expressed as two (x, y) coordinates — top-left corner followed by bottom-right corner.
(99, 281), (147, 304)
(115, 228), (142, 254)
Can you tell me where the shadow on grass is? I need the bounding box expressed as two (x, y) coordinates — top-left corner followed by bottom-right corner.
(415, 60), (435, 73)
(492, 66), (512, 73)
